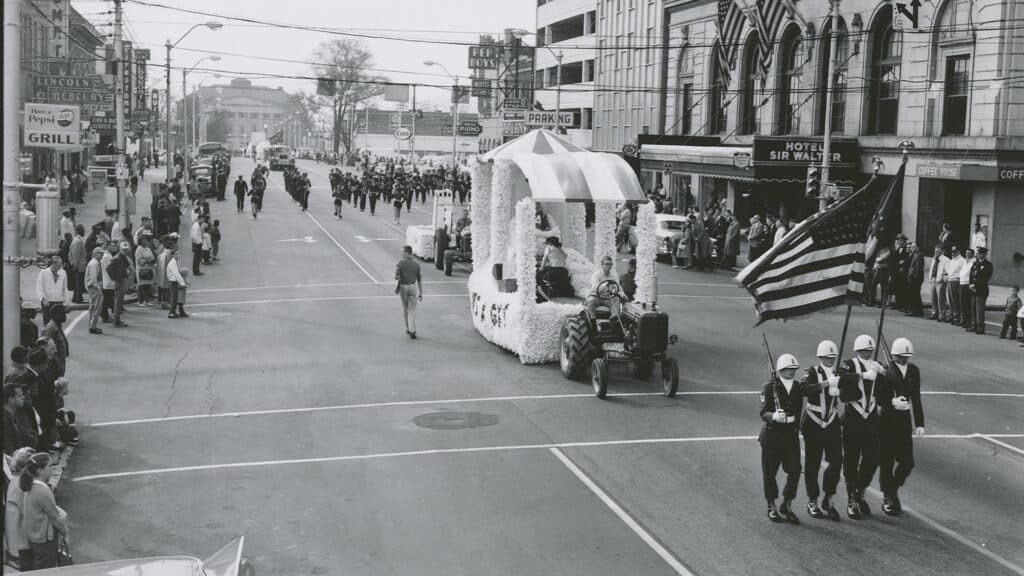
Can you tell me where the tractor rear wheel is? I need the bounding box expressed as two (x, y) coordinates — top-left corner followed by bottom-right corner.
(662, 357), (679, 397)
(560, 316), (593, 381)
(592, 358), (609, 398)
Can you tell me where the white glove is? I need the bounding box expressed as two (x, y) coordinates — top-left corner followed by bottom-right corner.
(914, 426), (926, 438)
(891, 397), (910, 411)
(870, 361), (885, 374)
(772, 410), (788, 423)
(827, 376), (840, 387)
(863, 370), (878, 381)
(828, 385), (840, 397)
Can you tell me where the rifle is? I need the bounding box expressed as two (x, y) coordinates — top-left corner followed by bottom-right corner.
(762, 333), (783, 417)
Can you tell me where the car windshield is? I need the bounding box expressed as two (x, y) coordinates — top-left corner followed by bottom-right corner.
(660, 220), (684, 231)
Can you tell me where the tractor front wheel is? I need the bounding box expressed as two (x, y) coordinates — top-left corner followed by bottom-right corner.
(662, 357), (679, 397)
(592, 358), (608, 399)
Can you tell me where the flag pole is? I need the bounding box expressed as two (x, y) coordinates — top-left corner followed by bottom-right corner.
(837, 303), (853, 357)
(873, 144), (912, 361)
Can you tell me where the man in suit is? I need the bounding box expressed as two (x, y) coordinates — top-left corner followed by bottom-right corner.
(837, 334), (887, 519)
(904, 241), (925, 317)
(876, 337), (925, 516)
(892, 235), (910, 311)
(234, 175), (248, 213)
(969, 247), (994, 334)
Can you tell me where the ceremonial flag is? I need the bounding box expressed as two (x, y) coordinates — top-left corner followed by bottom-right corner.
(717, 0), (746, 87)
(864, 162), (905, 267)
(268, 130), (283, 145)
(755, 0), (789, 86)
(735, 170), (898, 324)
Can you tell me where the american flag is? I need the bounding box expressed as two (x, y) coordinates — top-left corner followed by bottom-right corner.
(717, 0), (746, 88)
(755, 0), (790, 87)
(735, 168), (903, 324)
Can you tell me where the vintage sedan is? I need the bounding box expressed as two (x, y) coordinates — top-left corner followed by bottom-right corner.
(10, 537), (254, 576)
(623, 214), (688, 259)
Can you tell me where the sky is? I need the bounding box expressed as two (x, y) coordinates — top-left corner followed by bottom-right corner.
(74, 0), (535, 110)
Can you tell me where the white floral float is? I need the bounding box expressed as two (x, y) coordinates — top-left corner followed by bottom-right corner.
(469, 129), (650, 364)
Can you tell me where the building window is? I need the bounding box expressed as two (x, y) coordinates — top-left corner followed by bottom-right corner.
(676, 44), (693, 135)
(943, 55), (969, 135)
(816, 20), (849, 134)
(869, 13), (902, 134)
(681, 83), (693, 134)
(709, 42), (728, 134)
(777, 26), (802, 135)
(739, 33), (760, 135)
(586, 11), (596, 34)
(938, 0), (971, 40)
(584, 59), (595, 82)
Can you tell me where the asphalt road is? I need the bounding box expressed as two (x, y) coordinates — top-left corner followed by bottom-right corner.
(57, 157), (1023, 576)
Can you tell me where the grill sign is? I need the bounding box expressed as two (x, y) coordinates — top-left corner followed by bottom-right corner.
(24, 103), (81, 149)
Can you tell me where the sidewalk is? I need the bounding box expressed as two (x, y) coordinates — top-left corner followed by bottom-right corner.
(18, 168), (161, 310)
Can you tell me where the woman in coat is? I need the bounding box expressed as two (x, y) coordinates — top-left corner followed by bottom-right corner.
(135, 234), (157, 307)
(18, 452), (69, 569)
(724, 215), (741, 269)
(156, 239), (171, 310)
(691, 215), (708, 271)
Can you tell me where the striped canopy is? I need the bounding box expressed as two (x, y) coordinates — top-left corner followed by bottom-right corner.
(480, 129), (586, 162)
(511, 151), (645, 203)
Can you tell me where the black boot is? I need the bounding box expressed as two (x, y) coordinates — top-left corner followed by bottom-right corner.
(847, 495), (863, 519)
(779, 500), (800, 524)
(821, 495), (840, 521)
(807, 499), (827, 519)
(767, 501), (783, 523)
(857, 491), (872, 516)
(882, 493), (899, 516)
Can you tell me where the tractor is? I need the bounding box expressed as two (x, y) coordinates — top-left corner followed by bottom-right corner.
(559, 279), (679, 398)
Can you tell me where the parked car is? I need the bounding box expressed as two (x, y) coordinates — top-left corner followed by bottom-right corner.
(7, 537), (254, 576)
(623, 214), (688, 259)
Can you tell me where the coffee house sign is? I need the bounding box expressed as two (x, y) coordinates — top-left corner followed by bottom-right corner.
(753, 137), (859, 168)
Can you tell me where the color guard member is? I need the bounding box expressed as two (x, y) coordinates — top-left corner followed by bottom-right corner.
(876, 337), (925, 516)
(838, 334), (886, 519)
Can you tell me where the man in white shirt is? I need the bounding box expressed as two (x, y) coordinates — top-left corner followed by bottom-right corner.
(587, 255), (623, 317)
(84, 247), (105, 334)
(36, 256), (70, 325)
(928, 246), (950, 321)
(58, 210), (75, 239)
(944, 246), (965, 324)
(971, 224), (987, 251)
(958, 248), (976, 330)
(190, 218), (204, 277)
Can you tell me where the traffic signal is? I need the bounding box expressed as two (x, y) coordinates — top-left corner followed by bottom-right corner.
(805, 165), (821, 198)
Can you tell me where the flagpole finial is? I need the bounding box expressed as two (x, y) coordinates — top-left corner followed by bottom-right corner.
(872, 156), (884, 175)
(899, 140), (914, 162)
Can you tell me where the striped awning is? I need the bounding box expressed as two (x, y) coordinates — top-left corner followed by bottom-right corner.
(511, 152), (645, 203)
(480, 129), (586, 162)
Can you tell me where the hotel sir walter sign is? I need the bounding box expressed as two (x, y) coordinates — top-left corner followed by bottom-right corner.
(752, 137), (859, 168)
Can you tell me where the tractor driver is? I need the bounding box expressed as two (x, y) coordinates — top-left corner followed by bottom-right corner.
(586, 255), (624, 318)
(455, 209), (472, 251)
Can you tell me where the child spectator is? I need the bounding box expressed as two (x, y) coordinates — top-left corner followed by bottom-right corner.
(210, 220), (221, 262)
(201, 223), (212, 265)
(1000, 285), (1020, 340)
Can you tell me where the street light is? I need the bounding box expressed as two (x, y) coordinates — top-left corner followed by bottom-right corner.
(164, 21), (222, 179)
(511, 29), (564, 133)
(424, 60), (460, 166)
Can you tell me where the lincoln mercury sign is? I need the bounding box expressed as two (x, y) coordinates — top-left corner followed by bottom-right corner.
(753, 137), (859, 167)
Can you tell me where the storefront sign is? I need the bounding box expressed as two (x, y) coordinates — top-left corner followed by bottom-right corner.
(31, 75), (114, 116)
(622, 144), (638, 157)
(24, 103), (81, 149)
(998, 166), (1024, 182)
(500, 98), (528, 111)
(753, 136), (858, 167)
(471, 78), (492, 98)
(468, 45), (501, 70)
(916, 163), (961, 179)
(733, 152), (751, 169)
(525, 111), (573, 127)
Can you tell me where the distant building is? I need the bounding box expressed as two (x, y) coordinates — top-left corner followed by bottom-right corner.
(351, 109), (480, 158)
(535, 0), (598, 148)
(190, 78), (300, 152)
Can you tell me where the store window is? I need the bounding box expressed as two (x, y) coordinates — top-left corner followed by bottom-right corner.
(777, 25), (803, 135)
(739, 33), (760, 135)
(816, 19), (848, 134)
(943, 55), (970, 135)
(869, 12), (902, 134)
(676, 44), (693, 135)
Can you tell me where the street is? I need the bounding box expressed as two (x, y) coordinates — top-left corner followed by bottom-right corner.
(54, 156), (1023, 576)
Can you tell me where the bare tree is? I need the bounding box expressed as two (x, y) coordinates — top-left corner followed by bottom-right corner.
(309, 39), (386, 160)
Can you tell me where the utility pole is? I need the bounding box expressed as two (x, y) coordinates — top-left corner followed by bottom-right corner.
(182, 69), (189, 177)
(819, 0), (841, 212)
(554, 51), (564, 133)
(3, 0), (23, 372)
(114, 0), (128, 228)
(411, 84), (417, 160)
(451, 79), (459, 165)
(165, 42), (173, 180)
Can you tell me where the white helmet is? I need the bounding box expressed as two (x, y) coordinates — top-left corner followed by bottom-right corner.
(816, 340), (838, 358)
(854, 334), (876, 352)
(891, 337), (914, 356)
(776, 353), (800, 371)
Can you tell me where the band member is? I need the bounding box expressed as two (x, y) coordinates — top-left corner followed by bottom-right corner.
(876, 337), (925, 516)
(760, 353), (832, 524)
(838, 334), (886, 519)
(801, 340), (859, 520)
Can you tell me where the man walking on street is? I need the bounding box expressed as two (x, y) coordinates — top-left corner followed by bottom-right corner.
(85, 247), (105, 334)
(69, 225), (87, 304)
(110, 242), (132, 327)
(395, 245), (422, 339)
(234, 175), (247, 213)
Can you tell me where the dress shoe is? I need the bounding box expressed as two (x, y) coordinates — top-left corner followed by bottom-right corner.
(88, 328), (103, 334)
(114, 322), (127, 327)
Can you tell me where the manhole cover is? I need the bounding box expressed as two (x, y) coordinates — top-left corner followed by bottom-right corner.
(413, 411), (500, 430)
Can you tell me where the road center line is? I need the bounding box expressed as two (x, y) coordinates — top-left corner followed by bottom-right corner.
(187, 293), (465, 309)
(88, 390), (1024, 428)
(71, 433), (1023, 482)
(550, 447), (696, 576)
(304, 210), (380, 284)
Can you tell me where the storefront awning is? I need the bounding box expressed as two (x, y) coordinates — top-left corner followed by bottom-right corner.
(640, 144), (755, 181)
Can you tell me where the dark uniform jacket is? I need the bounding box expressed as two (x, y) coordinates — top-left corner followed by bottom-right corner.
(800, 365), (861, 432)
(969, 259), (994, 296)
(837, 358), (881, 423)
(759, 377), (824, 443)
(876, 361), (925, 428)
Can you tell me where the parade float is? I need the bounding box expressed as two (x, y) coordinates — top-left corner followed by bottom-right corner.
(467, 129), (664, 368)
